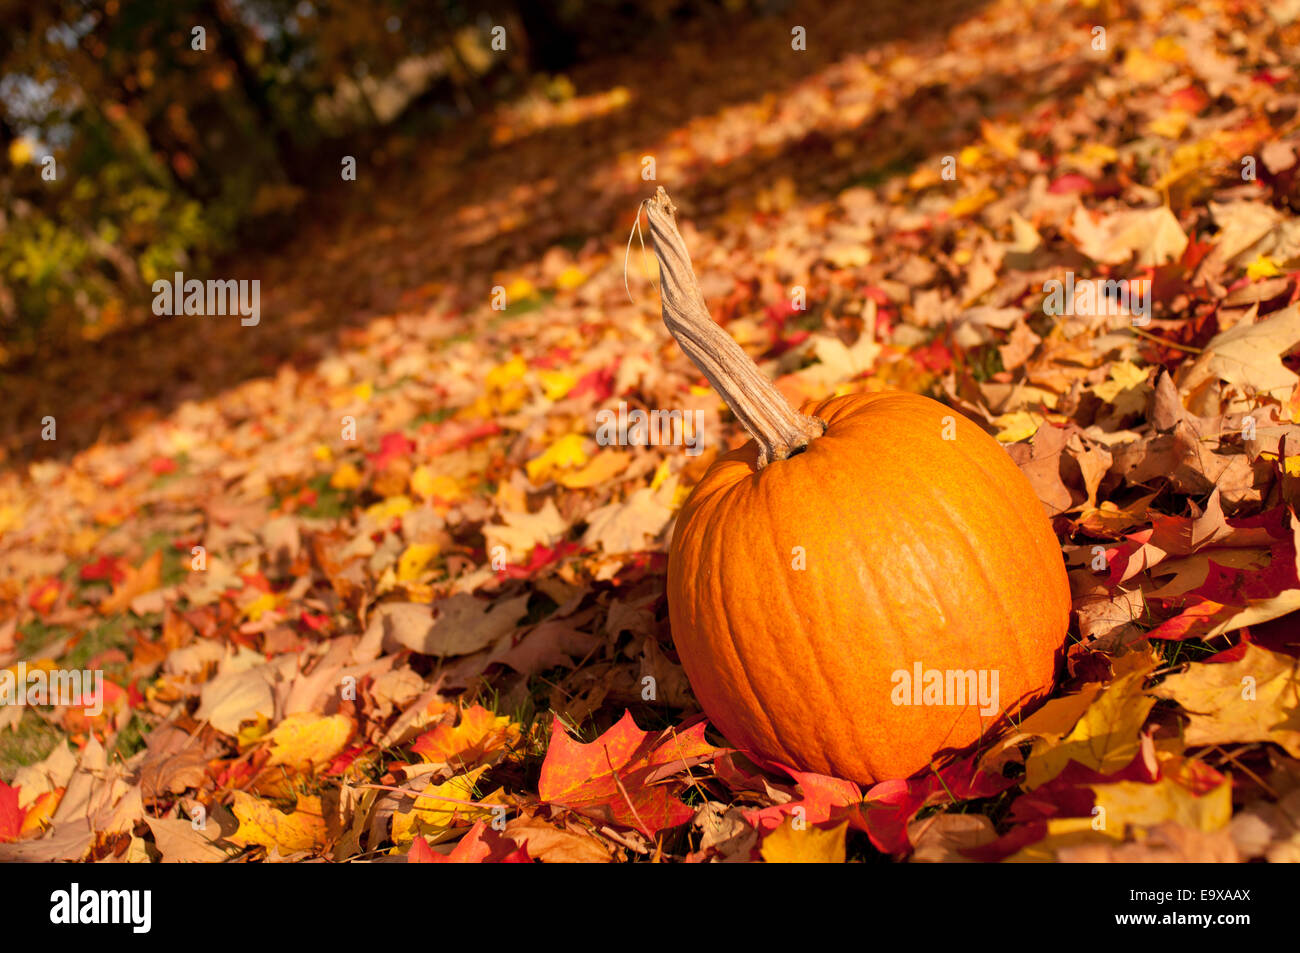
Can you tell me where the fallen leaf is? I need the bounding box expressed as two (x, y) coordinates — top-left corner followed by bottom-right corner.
(372, 593), (530, 657)
(907, 812), (996, 862)
(410, 704), (521, 767)
(391, 765), (493, 845)
(196, 663), (277, 736)
(266, 713), (354, 774)
(412, 820), (532, 863)
(1178, 303), (1300, 404)
(582, 487), (674, 554)
(1151, 643), (1300, 757)
(145, 815), (237, 862)
(538, 712), (717, 835)
(98, 550), (163, 616)
(502, 812), (613, 863)
(1025, 654), (1156, 788)
(230, 791), (328, 853)
(760, 818), (847, 863)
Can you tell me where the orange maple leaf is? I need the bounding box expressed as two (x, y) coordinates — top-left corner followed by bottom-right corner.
(410, 704), (519, 768)
(408, 822), (531, 863)
(538, 711), (718, 836)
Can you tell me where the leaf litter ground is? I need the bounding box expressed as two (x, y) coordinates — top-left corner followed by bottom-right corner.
(3, 0), (1300, 862)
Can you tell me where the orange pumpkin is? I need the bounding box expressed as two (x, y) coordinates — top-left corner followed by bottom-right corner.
(645, 189), (1070, 784)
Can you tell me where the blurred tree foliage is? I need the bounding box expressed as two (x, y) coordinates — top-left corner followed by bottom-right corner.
(0, 0), (776, 356)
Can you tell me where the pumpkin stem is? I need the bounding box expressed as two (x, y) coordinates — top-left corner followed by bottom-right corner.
(644, 187), (824, 468)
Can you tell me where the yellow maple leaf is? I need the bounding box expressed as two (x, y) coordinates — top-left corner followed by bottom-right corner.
(410, 466), (462, 501)
(485, 355), (530, 413)
(503, 277), (537, 303)
(266, 713), (354, 774)
(329, 462), (363, 490)
(1004, 816), (1121, 862)
(231, 791), (328, 852)
(1077, 143), (1119, 165)
(948, 187), (998, 218)
(761, 819), (848, 863)
(242, 590), (284, 622)
(1092, 360), (1151, 413)
(2, 658), (56, 683)
(980, 120), (1022, 160)
(364, 495), (413, 523)
(649, 458), (673, 492)
(1155, 138), (1222, 192)
(1258, 451), (1300, 477)
(1148, 110), (1190, 139)
(538, 369), (577, 402)
(555, 449), (629, 489)
(1089, 777), (1231, 836)
(525, 432), (588, 482)
(554, 266), (588, 291)
(1247, 255), (1281, 280)
(67, 527), (101, 558)
(391, 765), (493, 845)
(1151, 643), (1300, 756)
(486, 355), (528, 390)
(1106, 362), (1152, 391)
(237, 713), (271, 748)
(993, 411), (1043, 443)
(1151, 36), (1185, 62)
(1026, 652), (1157, 788)
(397, 542), (440, 582)
(823, 243), (870, 269)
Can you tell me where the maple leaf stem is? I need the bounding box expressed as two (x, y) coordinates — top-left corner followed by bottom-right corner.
(644, 187), (824, 468)
(599, 824), (651, 855)
(356, 783), (485, 810)
(1128, 326), (1203, 354)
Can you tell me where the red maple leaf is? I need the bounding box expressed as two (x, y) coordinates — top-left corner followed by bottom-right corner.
(324, 745), (367, 777)
(742, 768), (863, 835)
(499, 540), (581, 579)
(960, 821), (1049, 862)
(846, 754), (1015, 856)
(0, 781), (26, 843)
(427, 420), (502, 455)
(409, 822), (532, 863)
(538, 711), (718, 836)
(367, 432), (415, 470)
(568, 365), (617, 403)
(1048, 173), (1094, 195)
(26, 578), (62, 614)
(715, 747), (1010, 857)
(1006, 750), (1160, 825)
(79, 555), (128, 586)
